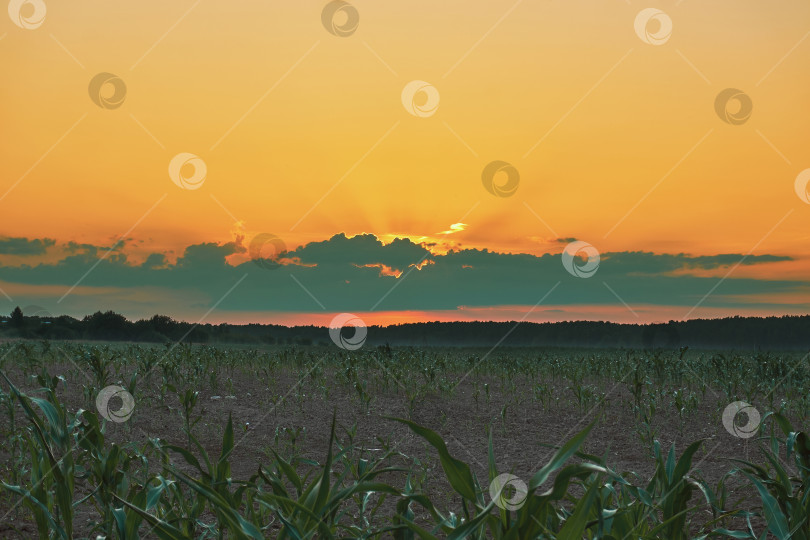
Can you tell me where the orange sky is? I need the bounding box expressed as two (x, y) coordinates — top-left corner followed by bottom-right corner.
(2, 1), (810, 323)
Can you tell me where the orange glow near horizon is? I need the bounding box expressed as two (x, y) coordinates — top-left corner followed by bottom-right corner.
(208, 304), (810, 328)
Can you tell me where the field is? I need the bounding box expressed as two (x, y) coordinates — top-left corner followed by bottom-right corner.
(1, 340), (809, 539)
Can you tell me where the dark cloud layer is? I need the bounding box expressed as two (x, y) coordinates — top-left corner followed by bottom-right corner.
(0, 236), (55, 255)
(0, 234), (798, 315)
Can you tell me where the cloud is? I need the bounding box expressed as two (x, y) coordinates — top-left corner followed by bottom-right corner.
(0, 233), (802, 320)
(290, 233), (429, 271)
(177, 242), (244, 270)
(609, 251), (791, 274)
(438, 223), (467, 235)
(0, 236), (55, 255)
(141, 253), (168, 269)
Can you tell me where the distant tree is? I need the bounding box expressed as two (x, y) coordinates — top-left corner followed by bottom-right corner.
(82, 311), (131, 340)
(149, 314), (178, 338)
(10, 306), (23, 328)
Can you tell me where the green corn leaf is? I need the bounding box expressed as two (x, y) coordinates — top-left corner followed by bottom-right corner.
(114, 494), (191, 540)
(530, 421), (596, 491)
(741, 472), (790, 540)
(673, 440), (704, 484)
(388, 417), (478, 502)
(665, 443), (676, 484)
(446, 500), (497, 540)
(168, 466), (263, 540)
(709, 528), (755, 538)
(2, 482), (69, 540)
(557, 480), (600, 538)
(270, 449), (303, 494)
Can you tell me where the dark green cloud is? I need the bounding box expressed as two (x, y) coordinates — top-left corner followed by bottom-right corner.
(0, 236), (55, 255)
(291, 233), (429, 268)
(0, 234), (799, 316)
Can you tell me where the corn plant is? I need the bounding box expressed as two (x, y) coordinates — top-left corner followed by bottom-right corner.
(0, 371), (79, 539)
(722, 412), (810, 539)
(255, 414), (406, 538)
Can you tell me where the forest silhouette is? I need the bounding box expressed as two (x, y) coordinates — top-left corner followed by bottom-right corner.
(3, 307), (809, 350)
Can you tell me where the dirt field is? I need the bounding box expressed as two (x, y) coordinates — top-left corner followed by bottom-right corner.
(0, 342), (803, 537)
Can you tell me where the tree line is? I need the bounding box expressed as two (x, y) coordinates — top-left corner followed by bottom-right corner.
(3, 306), (810, 350)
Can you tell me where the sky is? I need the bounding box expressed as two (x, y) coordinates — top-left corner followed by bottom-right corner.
(1, 0), (810, 325)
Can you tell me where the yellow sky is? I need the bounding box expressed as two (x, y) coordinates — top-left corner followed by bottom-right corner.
(2, 0), (810, 268)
